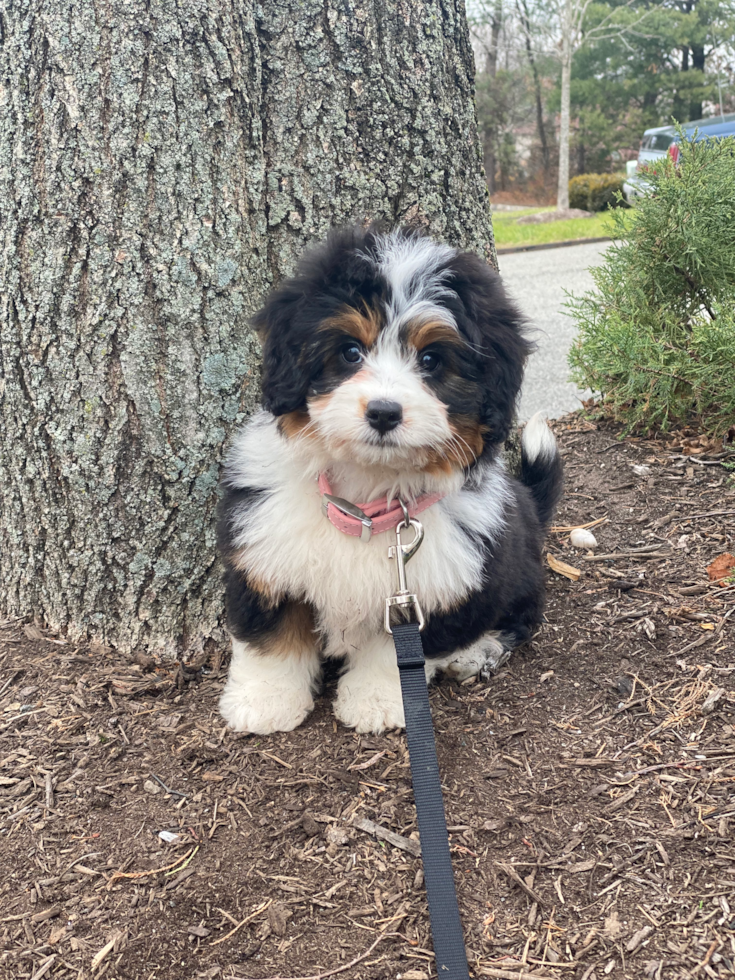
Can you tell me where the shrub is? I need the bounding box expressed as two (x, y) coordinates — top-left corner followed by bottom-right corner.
(567, 133), (735, 435)
(568, 173), (627, 212)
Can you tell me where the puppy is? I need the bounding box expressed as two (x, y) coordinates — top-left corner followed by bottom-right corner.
(217, 225), (563, 735)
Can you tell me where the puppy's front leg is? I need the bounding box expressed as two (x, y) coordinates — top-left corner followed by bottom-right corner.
(220, 639), (320, 735)
(220, 593), (321, 735)
(334, 634), (406, 734)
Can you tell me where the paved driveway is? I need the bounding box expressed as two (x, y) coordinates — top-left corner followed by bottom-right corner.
(498, 240), (609, 421)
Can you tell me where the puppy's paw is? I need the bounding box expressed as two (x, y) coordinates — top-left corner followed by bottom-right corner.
(220, 680), (314, 735)
(440, 636), (510, 681)
(333, 672), (405, 734)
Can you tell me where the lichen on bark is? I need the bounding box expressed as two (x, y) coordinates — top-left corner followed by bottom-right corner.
(0, 0), (495, 655)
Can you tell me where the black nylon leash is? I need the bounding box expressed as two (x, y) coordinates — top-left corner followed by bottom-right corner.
(391, 621), (470, 979)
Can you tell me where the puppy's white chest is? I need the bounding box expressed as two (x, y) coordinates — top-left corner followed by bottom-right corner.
(227, 415), (502, 645)
(240, 486), (483, 645)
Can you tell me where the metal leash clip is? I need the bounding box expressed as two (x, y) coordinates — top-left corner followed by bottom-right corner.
(321, 493), (373, 543)
(384, 498), (425, 633)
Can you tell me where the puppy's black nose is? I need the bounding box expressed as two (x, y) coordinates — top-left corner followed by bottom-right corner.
(365, 399), (403, 434)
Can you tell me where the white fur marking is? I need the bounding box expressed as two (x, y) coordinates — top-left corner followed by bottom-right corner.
(522, 411), (558, 463)
(370, 232), (458, 334)
(334, 635), (405, 733)
(219, 639), (320, 735)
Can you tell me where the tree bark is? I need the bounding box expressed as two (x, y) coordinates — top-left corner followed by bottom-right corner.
(0, 0), (495, 657)
(557, 0), (573, 211)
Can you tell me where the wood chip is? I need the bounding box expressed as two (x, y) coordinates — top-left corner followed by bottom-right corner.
(700, 687), (725, 715)
(29, 956), (57, 980)
(91, 932), (120, 972)
(351, 815), (421, 857)
(31, 905), (61, 923)
(605, 787), (639, 812)
(568, 858), (596, 873)
(626, 924), (654, 952)
(547, 554), (582, 581)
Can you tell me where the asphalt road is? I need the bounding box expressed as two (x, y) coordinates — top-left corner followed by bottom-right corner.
(499, 240), (609, 422)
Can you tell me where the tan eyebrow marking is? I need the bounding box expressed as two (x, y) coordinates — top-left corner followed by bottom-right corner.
(405, 319), (463, 350)
(320, 302), (383, 348)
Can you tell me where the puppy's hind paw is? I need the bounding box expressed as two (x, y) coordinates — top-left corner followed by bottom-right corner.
(440, 636), (511, 682)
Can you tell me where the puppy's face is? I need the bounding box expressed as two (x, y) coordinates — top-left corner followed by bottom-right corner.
(255, 228), (530, 474)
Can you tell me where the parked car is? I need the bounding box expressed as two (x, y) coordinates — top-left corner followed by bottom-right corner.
(623, 112), (735, 201)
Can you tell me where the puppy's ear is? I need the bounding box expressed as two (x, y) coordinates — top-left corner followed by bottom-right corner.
(253, 284), (310, 416)
(446, 254), (533, 447)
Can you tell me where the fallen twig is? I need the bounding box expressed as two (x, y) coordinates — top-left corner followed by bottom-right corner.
(347, 750), (386, 771)
(671, 634), (712, 657)
(210, 898), (272, 946)
(583, 550), (668, 562)
(150, 773), (188, 798)
(0, 670), (21, 699)
(683, 509), (735, 519)
(495, 862), (546, 907)
(550, 516), (608, 534)
(107, 846), (199, 887)
(478, 966), (560, 979)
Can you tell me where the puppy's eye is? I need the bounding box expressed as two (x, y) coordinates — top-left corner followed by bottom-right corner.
(420, 350), (441, 372)
(341, 344), (363, 364)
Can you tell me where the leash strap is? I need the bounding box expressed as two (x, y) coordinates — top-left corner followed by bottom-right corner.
(391, 622), (470, 980)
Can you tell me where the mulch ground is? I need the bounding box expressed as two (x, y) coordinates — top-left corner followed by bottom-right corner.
(2, 416), (735, 980)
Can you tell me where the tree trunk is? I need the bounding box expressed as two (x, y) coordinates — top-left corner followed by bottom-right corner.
(557, 0), (573, 210)
(517, 0), (550, 179)
(576, 140), (585, 176)
(483, 1), (503, 194)
(689, 44), (706, 120)
(0, 0), (495, 657)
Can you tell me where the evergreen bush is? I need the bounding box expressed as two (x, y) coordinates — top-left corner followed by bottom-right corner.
(569, 173), (627, 212)
(567, 133), (735, 435)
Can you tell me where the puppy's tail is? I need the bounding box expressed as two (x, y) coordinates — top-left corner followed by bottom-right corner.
(520, 412), (563, 528)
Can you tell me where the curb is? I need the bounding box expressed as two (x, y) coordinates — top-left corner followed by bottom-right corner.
(496, 236), (612, 256)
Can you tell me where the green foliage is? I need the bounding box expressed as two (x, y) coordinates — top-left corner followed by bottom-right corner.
(567, 134), (735, 435)
(546, 1), (735, 175)
(568, 173), (627, 211)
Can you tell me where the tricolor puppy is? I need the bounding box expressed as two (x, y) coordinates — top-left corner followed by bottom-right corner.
(218, 226), (563, 735)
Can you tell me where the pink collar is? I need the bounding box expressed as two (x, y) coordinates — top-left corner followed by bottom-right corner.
(318, 473), (445, 543)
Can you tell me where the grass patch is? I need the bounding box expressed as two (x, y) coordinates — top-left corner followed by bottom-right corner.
(493, 209), (626, 248)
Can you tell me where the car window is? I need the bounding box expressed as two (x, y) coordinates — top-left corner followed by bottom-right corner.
(650, 134), (674, 150)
